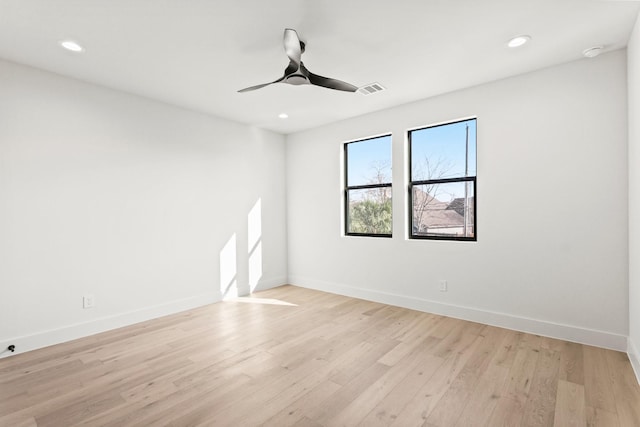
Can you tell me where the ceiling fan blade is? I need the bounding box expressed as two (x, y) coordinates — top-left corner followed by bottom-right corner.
(238, 62), (299, 93)
(284, 28), (302, 67)
(238, 75), (285, 93)
(307, 69), (358, 92)
(238, 82), (274, 93)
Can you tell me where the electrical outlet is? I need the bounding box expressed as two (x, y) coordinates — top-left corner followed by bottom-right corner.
(83, 295), (95, 309)
(439, 280), (448, 292)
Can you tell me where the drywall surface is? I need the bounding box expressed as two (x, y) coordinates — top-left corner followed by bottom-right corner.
(628, 11), (640, 377)
(286, 50), (629, 350)
(0, 59), (287, 356)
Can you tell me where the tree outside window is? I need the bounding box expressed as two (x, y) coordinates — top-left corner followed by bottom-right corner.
(409, 119), (476, 241)
(344, 135), (392, 237)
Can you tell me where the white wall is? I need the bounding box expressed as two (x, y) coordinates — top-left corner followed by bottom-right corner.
(628, 12), (640, 377)
(287, 50), (629, 350)
(0, 59), (287, 356)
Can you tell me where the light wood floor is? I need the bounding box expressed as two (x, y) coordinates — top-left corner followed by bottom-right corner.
(2, 285), (640, 426)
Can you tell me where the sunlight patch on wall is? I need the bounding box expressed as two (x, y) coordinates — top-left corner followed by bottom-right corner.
(248, 199), (262, 249)
(248, 199), (263, 292)
(249, 242), (263, 292)
(220, 233), (238, 299)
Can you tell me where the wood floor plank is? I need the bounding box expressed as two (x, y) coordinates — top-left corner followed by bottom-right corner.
(430, 320), (482, 359)
(553, 380), (586, 427)
(0, 415), (38, 427)
(198, 363), (329, 426)
(261, 380), (342, 427)
(35, 390), (126, 427)
(453, 362), (510, 426)
(1, 285), (640, 426)
(521, 347), (562, 427)
(491, 329), (521, 370)
(583, 345), (618, 413)
(377, 335), (440, 367)
(358, 353), (445, 426)
(326, 340), (442, 426)
(325, 336), (400, 386)
(304, 362), (391, 425)
(453, 330), (521, 426)
(387, 349), (471, 427)
(559, 341), (585, 385)
(291, 416), (324, 427)
(424, 325), (508, 426)
(605, 349), (640, 426)
(586, 406), (620, 426)
(488, 343), (540, 426)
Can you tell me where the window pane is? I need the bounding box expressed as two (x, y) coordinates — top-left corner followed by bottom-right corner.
(412, 181), (474, 238)
(347, 188), (392, 235)
(411, 119), (476, 181)
(346, 135), (392, 187)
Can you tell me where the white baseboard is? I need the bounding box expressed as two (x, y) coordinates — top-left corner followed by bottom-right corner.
(289, 276), (628, 352)
(0, 291), (220, 359)
(2, 276), (625, 360)
(628, 338), (640, 384)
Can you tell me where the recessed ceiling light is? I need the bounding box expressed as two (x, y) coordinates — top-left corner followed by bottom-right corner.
(278, 113), (289, 119)
(60, 40), (84, 52)
(583, 46), (603, 58)
(507, 35), (531, 48)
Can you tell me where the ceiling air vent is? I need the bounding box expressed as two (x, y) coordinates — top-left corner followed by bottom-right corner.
(357, 82), (386, 96)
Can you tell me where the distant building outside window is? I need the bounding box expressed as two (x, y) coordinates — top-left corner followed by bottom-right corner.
(409, 119), (476, 241)
(344, 135), (392, 237)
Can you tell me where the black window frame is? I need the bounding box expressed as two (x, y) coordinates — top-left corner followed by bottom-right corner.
(408, 119), (477, 242)
(344, 135), (393, 238)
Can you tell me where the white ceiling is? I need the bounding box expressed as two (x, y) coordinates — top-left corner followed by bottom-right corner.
(0, 0), (638, 134)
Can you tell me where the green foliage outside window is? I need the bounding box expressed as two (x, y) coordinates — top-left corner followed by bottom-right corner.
(348, 198), (392, 235)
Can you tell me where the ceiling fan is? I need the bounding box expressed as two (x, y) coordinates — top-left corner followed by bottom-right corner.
(238, 28), (358, 93)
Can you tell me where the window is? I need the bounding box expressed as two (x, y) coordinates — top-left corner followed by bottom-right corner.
(344, 135), (392, 237)
(409, 119), (476, 240)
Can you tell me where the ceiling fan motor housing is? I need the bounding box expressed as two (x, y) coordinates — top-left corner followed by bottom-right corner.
(286, 74), (308, 85)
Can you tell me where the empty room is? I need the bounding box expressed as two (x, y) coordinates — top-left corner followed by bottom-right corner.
(2, 0), (640, 425)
